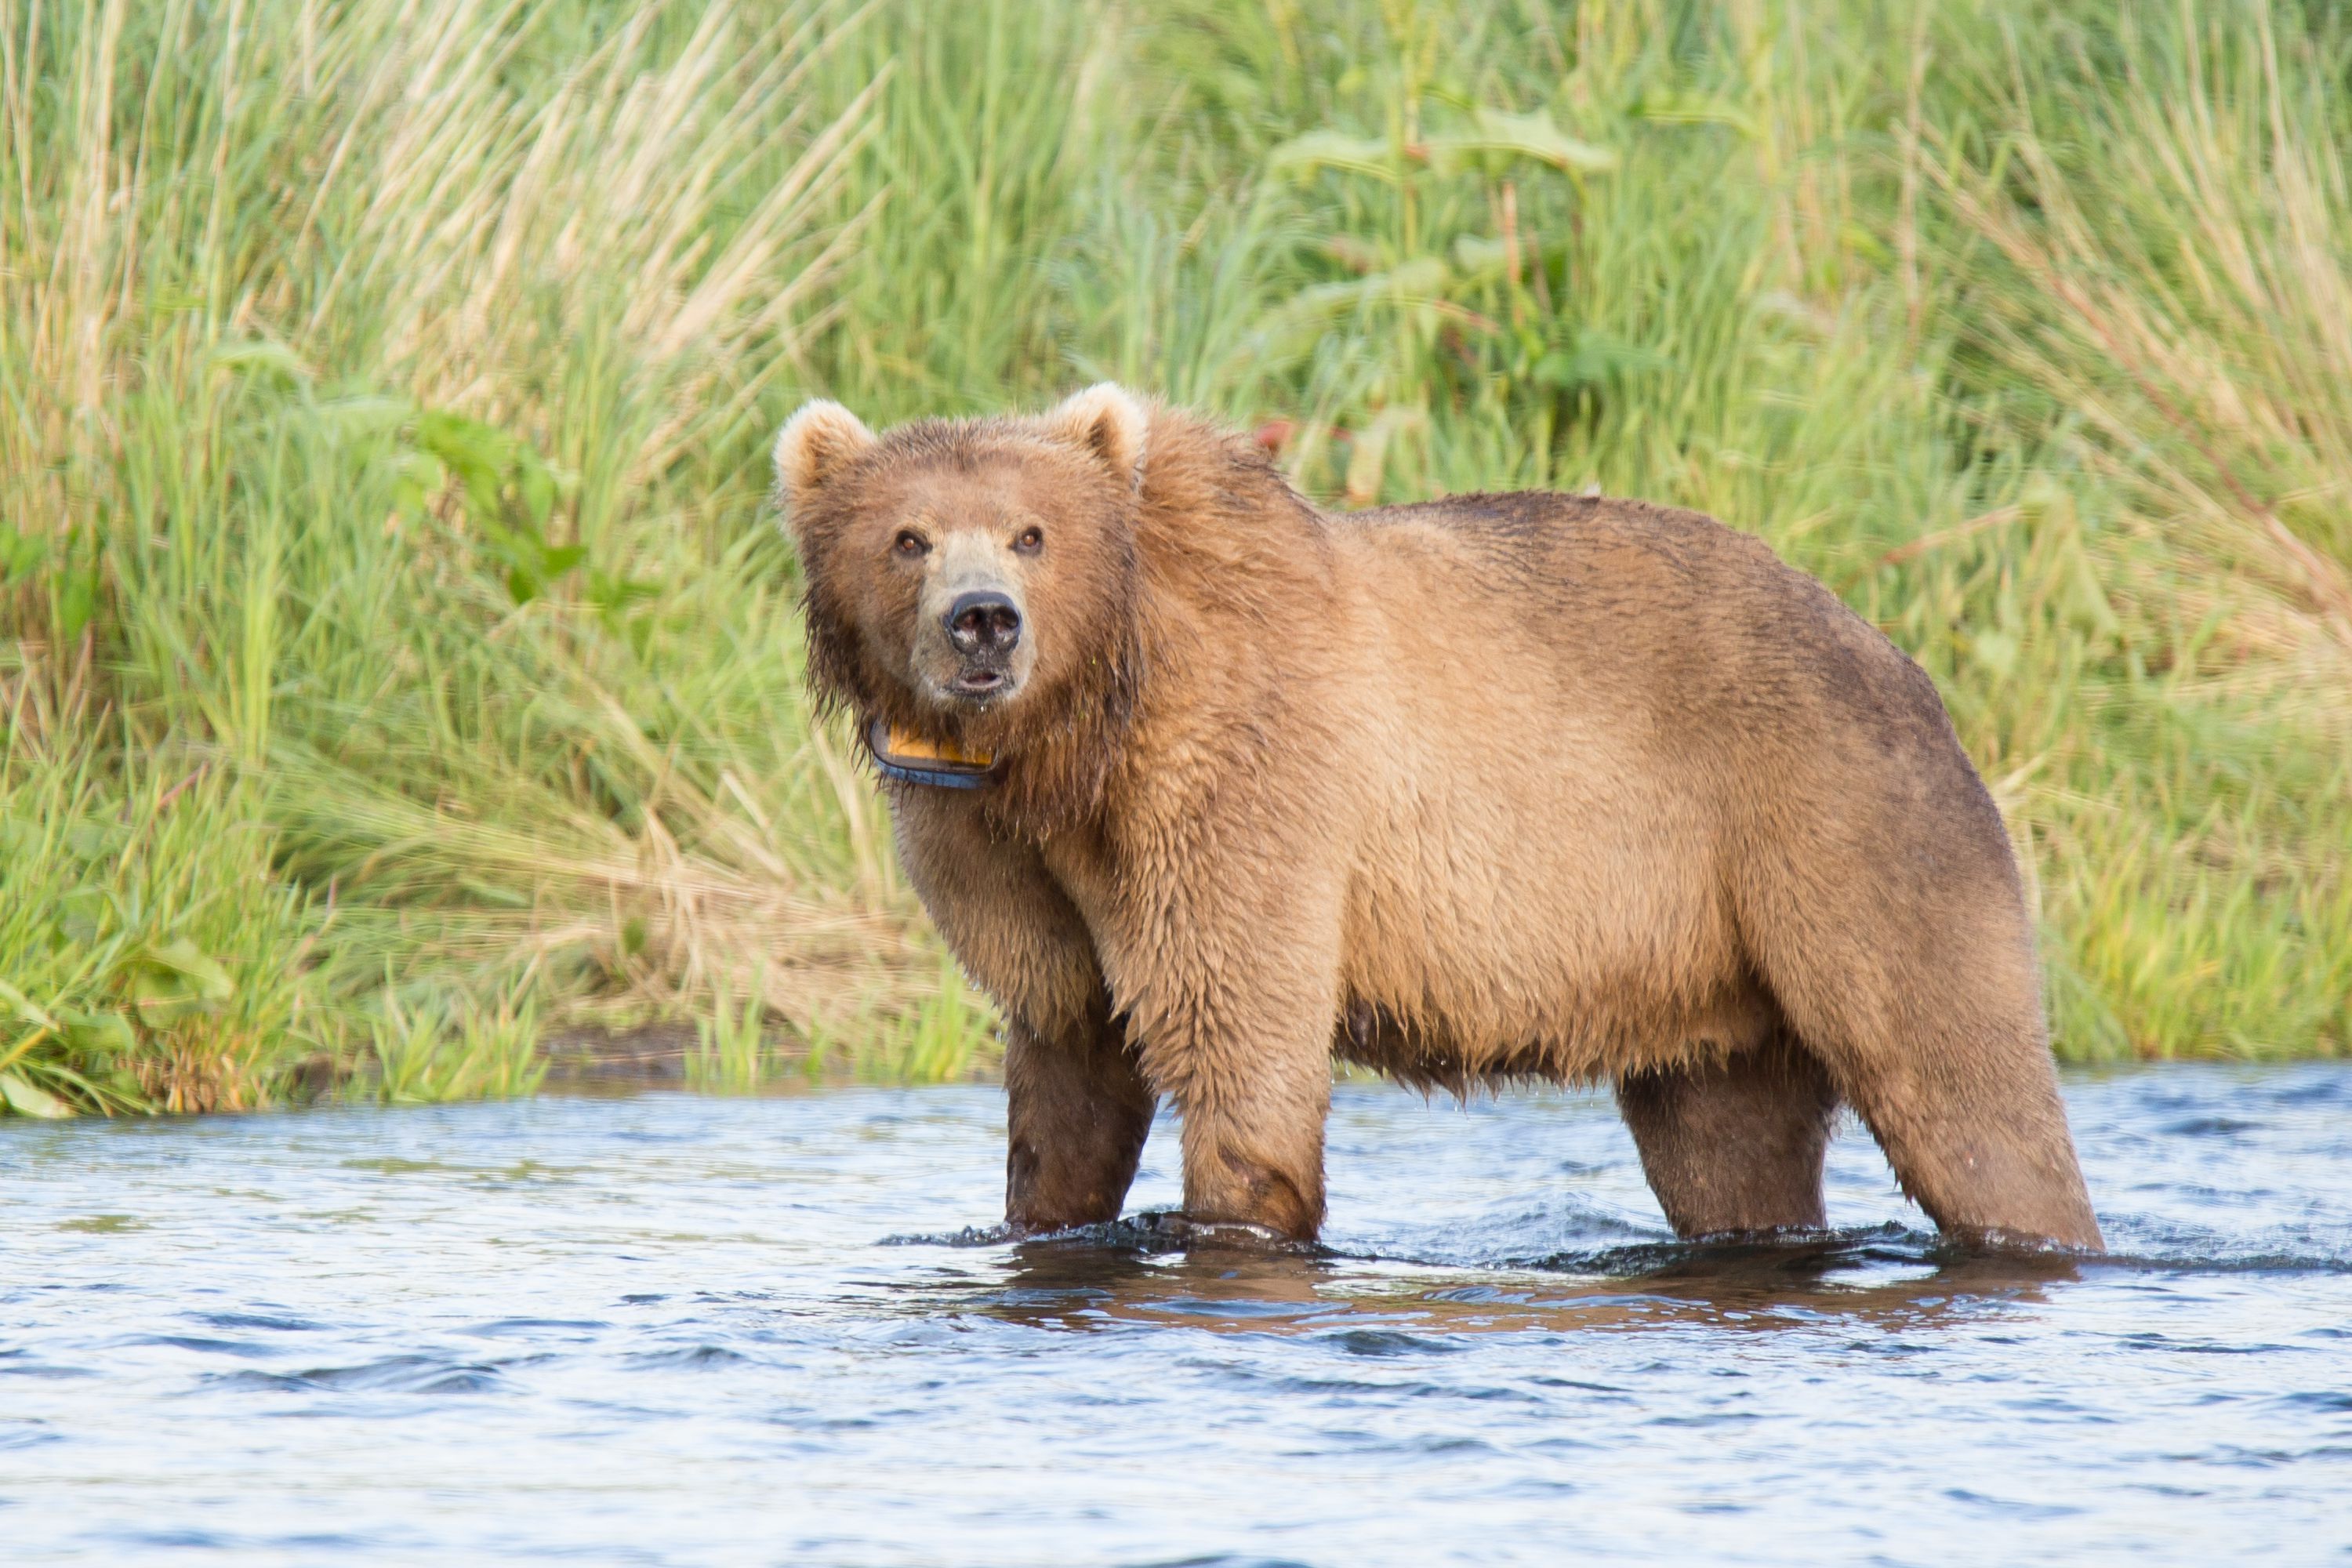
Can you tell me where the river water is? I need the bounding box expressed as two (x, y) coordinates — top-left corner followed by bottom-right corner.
(5, 1066), (2348, 1565)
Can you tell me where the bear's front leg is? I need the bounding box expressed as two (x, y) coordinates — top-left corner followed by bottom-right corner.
(1117, 900), (1341, 1243)
(1172, 1047), (1331, 1241)
(1004, 1010), (1156, 1232)
(884, 785), (1152, 1234)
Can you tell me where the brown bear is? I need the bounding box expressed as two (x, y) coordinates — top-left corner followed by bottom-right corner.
(771, 384), (2104, 1254)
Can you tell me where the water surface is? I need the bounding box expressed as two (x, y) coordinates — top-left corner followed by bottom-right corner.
(5, 1067), (2350, 1565)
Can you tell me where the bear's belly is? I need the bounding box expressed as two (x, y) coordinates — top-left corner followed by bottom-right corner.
(1334, 761), (1761, 1087)
(1334, 977), (1775, 1090)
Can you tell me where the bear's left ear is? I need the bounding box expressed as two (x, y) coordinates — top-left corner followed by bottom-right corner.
(1041, 383), (1149, 491)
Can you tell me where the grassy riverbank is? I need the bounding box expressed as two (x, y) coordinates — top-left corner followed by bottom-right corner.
(2, 0), (2345, 1112)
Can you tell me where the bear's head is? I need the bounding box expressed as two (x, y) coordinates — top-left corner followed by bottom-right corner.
(771, 385), (1149, 806)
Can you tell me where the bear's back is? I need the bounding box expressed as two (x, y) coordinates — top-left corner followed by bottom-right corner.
(1320, 486), (1993, 873)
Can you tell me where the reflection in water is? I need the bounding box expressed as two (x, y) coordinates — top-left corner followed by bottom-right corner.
(943, 1221), (2074, 1337)
(2, 1065), (2348, 1566)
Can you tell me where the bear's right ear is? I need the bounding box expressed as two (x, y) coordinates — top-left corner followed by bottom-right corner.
(771, 400), (877, 521)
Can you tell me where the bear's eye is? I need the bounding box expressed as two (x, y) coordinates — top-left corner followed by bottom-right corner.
(1013, 526), (1044, 554)
(893, 531), (928, 558)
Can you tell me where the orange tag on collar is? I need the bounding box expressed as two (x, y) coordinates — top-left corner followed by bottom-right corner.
(867, 718), (999, 789)
(883, 725), (995, 768)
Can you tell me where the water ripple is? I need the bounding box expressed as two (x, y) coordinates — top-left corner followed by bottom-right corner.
(2, 1066), (2347, 1566)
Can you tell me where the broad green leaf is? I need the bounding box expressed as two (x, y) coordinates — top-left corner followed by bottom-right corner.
(130, 973), (209, 1023)
(1632, 92), (1757, 136)
(54, 564), (99, 644)
(1423, 109), (1617, 175)
(1969, 628), (2021, 680)
(60, 1008), (138, 1056)
(1452, 234), (1508, 275)
(65, 822), (122, 864)
(1450, 232), (1569, 285)
(59, 886), (113, 945)
(0, 1071), (73, 1119)
(314, 394), (416, 440)
(0, 978), (58, 1032)
(0, 522), (47, 583)
(1267, 129), (1399, 184)
(209, 337), (311, 383)
(462, 470), (504, 528)
(138, 938), (236, 1002)
(1289, 256), (1452, 315)
(516, 454), (557, 530)
(417, 411), (515, 525)
(1534, 328), (1675, 390)
(417, 410), (513, 474)
(390, 449), (446, 519)
(590, 572), (662, 626)
(1253, 257), (1455, 361)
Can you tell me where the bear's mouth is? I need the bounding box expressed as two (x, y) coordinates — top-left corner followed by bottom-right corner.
(952, 668), (1009, 697)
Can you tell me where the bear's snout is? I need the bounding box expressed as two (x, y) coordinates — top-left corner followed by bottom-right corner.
(914, 541), (1037, 706)
(946, 590), (1022, 655)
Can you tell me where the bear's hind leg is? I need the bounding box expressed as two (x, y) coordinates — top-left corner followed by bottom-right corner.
(1738, 844), (2104, 1252)
(1617, 1033), (1839, 1239)
(1004, 1012), (1157, 1233)
(1809, 1012), (2102, 1252)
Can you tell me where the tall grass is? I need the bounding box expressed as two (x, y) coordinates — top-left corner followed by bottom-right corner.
(0, 0), (2343, 1113)
(2, 0), (960, 1104)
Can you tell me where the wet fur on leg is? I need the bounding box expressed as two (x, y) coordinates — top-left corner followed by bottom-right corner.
(1617, 1032), (1839, 1239)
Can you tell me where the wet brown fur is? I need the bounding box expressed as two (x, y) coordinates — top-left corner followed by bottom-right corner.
(775, 389), (2104, 1253)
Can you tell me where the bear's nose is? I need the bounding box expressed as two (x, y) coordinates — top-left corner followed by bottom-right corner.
(945, 590), (1022, 654)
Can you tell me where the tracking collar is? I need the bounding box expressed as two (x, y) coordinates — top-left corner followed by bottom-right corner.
(867, 717), (1002, 790)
